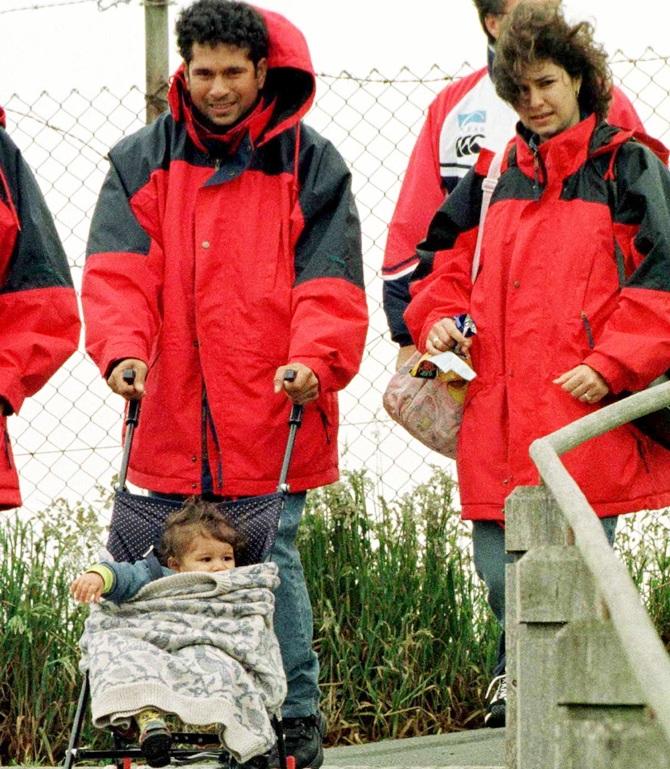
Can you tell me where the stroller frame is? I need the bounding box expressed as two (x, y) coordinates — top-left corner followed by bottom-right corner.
(63, 390), (303, 769)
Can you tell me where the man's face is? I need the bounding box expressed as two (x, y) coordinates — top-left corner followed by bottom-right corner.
(185, 42), (267, 127)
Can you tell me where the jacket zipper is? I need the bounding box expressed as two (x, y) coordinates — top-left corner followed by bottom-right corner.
(201, 389), (223, 493)
(529, 137), (546, 198)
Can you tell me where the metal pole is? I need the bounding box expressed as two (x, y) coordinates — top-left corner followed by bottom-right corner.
(144, 0), (169, 124)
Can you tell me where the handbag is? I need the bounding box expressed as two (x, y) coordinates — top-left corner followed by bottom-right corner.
(382, 149), (505, 457)
(382, 349), (472, 458)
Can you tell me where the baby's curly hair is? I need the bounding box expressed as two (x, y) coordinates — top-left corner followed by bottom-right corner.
(156, 497), (247, 565)
(176, 0), (268, 65)
(493, 2), (612, 122)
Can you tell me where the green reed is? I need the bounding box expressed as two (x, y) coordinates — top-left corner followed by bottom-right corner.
(615, 510), (670, 651)
(0, 497), (106, 765)
(300, 470), (498, 743)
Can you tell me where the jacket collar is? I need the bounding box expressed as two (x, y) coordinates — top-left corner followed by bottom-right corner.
(0, 108), (5, 129)
(514, 113), (597, 183)
(514, 112), (670, 181)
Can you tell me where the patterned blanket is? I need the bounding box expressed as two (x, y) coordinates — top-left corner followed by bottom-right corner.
(80, 562), (287, 763)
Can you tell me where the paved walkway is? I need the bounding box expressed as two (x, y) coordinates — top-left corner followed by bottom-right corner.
(323, 728), (505, 768)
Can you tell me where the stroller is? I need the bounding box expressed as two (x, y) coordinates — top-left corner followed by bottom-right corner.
(64, 379), (303, 769)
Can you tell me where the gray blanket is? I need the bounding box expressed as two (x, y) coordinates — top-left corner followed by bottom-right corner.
(80, 562), (287, 763)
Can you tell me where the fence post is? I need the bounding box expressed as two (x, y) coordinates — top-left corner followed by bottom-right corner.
(555, 618), (669, 768)
(504, 486), (601, 769)
(145, 0), (169, 124)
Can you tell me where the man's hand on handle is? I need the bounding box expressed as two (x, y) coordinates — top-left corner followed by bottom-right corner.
(107, 358), (148, 400)
(274, 363), (319, 405)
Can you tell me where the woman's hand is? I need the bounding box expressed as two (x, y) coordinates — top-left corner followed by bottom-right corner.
(554, 364), (609, 404)
(426, 317), (473, 356)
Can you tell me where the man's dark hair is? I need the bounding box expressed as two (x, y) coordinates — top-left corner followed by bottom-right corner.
(472, 0), (508, 45)
(493, 3), (612, 122)
(176, 0), (269, 65)
(157, 496), (248, 564)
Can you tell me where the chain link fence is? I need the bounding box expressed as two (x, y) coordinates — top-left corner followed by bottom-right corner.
(5, 50), (670, 518)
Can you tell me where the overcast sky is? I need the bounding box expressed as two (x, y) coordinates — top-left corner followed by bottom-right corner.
(2, 0), (669, 100)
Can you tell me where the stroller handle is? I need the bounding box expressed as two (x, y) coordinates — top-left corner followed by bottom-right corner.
(278, 370), (304, 491)
(116, 369), (141, 491)
(115, 369), (304, 493)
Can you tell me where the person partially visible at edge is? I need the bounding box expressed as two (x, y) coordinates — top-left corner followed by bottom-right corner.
(71, 499), (242, 767)
(404, 1), (670, 729)
(81, 2), (368, 768)
(382, 0), (644, 372)
(0, 107), (80, 509)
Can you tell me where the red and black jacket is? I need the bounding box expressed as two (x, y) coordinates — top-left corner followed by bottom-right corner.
(382, 52), (644, 347)
(82, 10), (368, 496)
(0, 107), (81, 508)
(406, 115), (670, 522)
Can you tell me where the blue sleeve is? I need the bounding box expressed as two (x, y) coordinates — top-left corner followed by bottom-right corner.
(103, 560), (171, 604)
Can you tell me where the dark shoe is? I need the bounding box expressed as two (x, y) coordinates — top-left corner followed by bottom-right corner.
(228, 754), (271, 769)
(484, 674), (506, 728)
(139, 717), (172, 767)
(280, 712), (327, 769)
(110, 720), (138, 743)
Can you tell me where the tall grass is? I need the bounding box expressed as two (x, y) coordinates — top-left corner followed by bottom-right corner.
(300, 470), (498, 743)
(616, 510), (670, 650)
(0, 472), (668, 762)
(0, 497), (106, 765)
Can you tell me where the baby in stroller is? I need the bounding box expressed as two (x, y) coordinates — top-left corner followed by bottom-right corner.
(71, 498), (287, 767)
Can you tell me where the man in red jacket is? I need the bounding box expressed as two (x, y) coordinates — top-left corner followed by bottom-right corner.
(82, 2), (368, 767)
(381, 0), (644, 730)
(0, 108), (80, 509)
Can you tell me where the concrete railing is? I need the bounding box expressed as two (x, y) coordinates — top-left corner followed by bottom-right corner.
(505, 382), (670, 769)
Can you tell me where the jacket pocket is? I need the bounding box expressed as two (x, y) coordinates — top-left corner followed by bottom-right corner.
(1, 423), (14, 471)
(581, 311), (595, 350)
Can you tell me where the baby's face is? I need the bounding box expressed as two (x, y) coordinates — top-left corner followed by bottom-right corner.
(171, 534), (236, 573)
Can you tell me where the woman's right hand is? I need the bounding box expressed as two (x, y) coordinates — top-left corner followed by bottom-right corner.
(426, 317), (472, 356)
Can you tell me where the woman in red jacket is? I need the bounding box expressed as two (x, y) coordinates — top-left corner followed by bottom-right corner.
(405, 2), (670, 727)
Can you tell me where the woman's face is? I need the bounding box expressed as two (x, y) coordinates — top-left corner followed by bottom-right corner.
(514, 60), (582, 142)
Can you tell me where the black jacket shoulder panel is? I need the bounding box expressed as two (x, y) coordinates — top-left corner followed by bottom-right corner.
(109, 113), (210, 197)
(293, 124), (363, 289)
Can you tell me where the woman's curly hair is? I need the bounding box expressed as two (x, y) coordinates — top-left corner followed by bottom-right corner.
(493, 2), (612, 122)
(176, 0), (268, 65)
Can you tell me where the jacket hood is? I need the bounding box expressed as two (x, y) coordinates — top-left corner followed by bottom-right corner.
(589, 120), (670, 166)
(0, 108), (5, 129)
(511, 114), (669, 185)
(168, 5), (315, 148)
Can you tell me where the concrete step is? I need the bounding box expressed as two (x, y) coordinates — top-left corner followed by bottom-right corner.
(323, 728), (505, 768)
